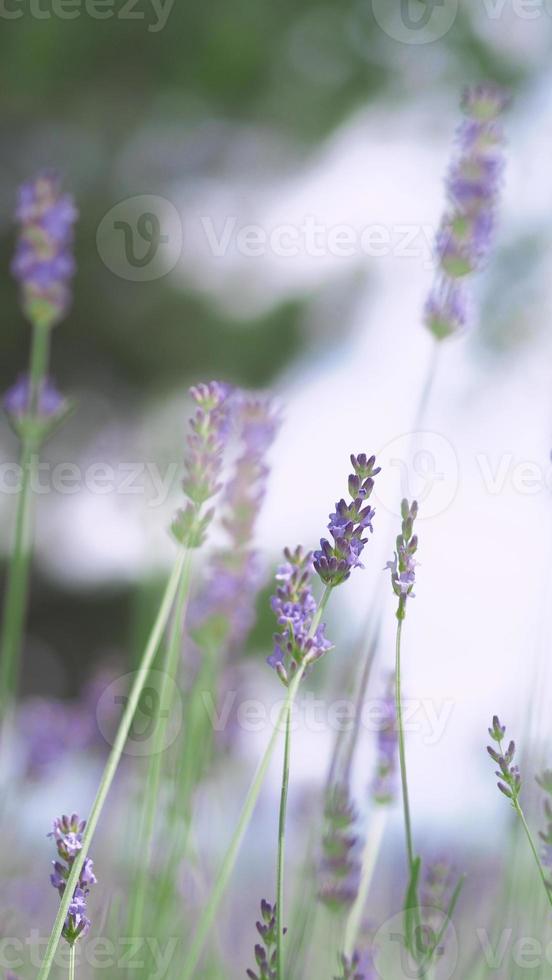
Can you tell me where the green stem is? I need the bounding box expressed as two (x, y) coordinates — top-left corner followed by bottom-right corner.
(275, 583), (332, 980)
(395, 617), (415, 873)
(276, 704), (292, 980)
(0, 323), (50, 716)
(513, 796), (552, 910)
(343, 806), (387, 957)
(68, 944), (75, 980)
(128, 548), (193, 943)
(37, 550), (187, 980)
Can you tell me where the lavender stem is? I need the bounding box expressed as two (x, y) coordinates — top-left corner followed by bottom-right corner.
(395, 619), (415, 874)
(0, 321), (50, 717)
(275, 583), (333, 980)
(68, 944), (75, 980)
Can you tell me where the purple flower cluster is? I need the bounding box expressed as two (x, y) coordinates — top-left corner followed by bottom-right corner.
(192, 393), (279, 651)
(487, 716), (521, 802)
(313, 455), (380, 587)
(386, 499), (418, 621)
(268, 546), (332, 686)
(12, 173), (78, 329)
(424, 83), (508, 340)
(335, 950), (375, 980)
(4, 374), (67, 429)
(371, 674), (398, 805)
(536, 771), (552, 878)
(246, 900), (280, 980)
(420, 858), (456, 947)
(318, 784), (359, 912)
(49, 814), (96, 945)
(172, 381), (233, 547)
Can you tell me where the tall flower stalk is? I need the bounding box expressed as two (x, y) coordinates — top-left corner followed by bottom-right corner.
(271, 454), (380, 980)
(0, 174), (76, 717)
(487, 717), (552, 909)
(128, 381), (233, 945)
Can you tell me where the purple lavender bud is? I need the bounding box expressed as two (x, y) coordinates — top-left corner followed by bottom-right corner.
(12, 172), (77, 328)
(386, 499), (418, 620)
(335, 950), (375, 980)
(247, 900), (279, 980)
(172, 380), (233, 547)
(268, 546), (332, 686)
(486, 718), (522, 804)
(318, 784), (360, 913)
(48, 814), (96, 945)
(424, 84), (508, 341)
(313, 454), (380, 587)
(4, 374), (67, 424)
(424, 281), (468, 340)
(192, 393), (280, 652)
(371, 674), (398, 805)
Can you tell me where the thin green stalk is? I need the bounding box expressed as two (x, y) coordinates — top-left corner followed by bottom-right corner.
(276, 703), (292, 980)
(343, 806), (387, 957)
(68, 944), (75, 980)
(275, 583), (332, 980)
(395, 618), (415, 872)
(37, 550), (187, 980)
(513, 795), (552, 910)
(0, 322), (50, 715)
(180, 663), (306, 980)
(128, 548), (193, 943)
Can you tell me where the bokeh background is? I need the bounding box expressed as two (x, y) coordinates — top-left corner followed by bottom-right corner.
(2, 1), (552, 976)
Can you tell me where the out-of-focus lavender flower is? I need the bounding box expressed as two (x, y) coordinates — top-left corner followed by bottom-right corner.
(4, 374), (68, 435)
(424, 83), (508, 340)
(12, 173), (78, 329)
(268, 546), (332, 686)
(172, 381), (233, 548)
(246, 900), (280, 980)
(487, 716), (521, 803)
(49, 814), (96, 945)
(386, 499), (418, 621)
(420, 858), (456, 951)
(192, 393), (279, 652)
(536, 771), (552, 883)
(313, 455), (380, 588)
(318, 784), (359, 913)
(334, 949), (375, 980)
(371, 674), (398, 805)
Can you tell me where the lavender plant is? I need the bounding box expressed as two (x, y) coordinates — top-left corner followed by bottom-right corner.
(246, 900), (281, 980)
(487, 717), (552, 908)
(334, 950), (375, 980)
(0, 173), (77, 718)
(318, 784), (360, 912)
(424, 83), (508, 341)
(48, 814), (96, 979)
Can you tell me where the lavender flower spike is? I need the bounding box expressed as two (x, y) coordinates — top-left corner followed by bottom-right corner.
(313, 454), (380, 588)
(486, 717), (521, 802)
(424, 83), (508, 340)
(335, 950), (375, 980)
(386, 499), (418, 621)
(12, 172), (78, 329)
(268, 546), (332, 686)
(318, 784), (360, 912)
(246, 900), (281, 980)
(371, 673), (398, 805)
(536, 771), (552, 884)
(192, 393), (280, 651)
(171, 380), (233, 548)
(48, 814), (97, 945)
